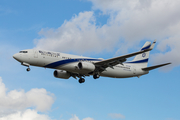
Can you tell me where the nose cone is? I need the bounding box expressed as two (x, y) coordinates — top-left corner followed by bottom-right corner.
(13, 53), (17, 59)
(13, 53), (20, 62)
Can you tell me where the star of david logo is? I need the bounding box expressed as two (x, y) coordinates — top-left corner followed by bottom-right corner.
(142, 53), (146, 57)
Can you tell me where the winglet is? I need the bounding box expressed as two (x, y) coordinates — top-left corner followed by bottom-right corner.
(149, 39), (156, 50)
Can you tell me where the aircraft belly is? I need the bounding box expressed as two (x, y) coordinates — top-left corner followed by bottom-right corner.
(100, 67), (135, 78)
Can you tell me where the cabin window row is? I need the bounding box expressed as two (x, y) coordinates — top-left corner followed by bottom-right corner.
(39, 50), (60, 57)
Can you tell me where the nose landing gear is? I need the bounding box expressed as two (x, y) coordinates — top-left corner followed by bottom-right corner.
(21, 62), (30, 72)
(26, 67), (31, 72)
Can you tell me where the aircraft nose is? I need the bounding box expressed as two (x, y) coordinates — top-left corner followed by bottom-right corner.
(13, 53), (20, 61)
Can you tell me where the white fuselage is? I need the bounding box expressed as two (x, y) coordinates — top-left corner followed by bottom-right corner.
(13, 49), (149, 78)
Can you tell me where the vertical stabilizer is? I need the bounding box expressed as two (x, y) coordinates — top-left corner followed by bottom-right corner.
(126, 41), (153, 67)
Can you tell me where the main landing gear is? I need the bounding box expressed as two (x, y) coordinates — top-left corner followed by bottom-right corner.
(93, 73), (100, 79)
(78, 73), (100, 84)
(78, 78), (85, 84)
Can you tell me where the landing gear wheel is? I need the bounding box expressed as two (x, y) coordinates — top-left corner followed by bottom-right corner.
(27, 68), (30, 72)
(79, 78), (85, 83)
(93, 74), (100, 79)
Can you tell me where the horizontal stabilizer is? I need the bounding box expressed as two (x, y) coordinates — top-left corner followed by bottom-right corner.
(142, 63), (171, 71)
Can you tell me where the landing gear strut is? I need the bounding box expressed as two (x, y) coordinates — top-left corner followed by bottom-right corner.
(79, 78), (85, 83)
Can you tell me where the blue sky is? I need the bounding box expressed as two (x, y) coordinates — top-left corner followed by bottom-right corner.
(0, 0), (180, 120)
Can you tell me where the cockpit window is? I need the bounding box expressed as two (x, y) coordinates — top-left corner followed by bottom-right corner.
(19, 51), (28, 53)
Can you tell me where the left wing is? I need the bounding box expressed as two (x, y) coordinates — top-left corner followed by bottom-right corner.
(142, 63), (171, 71)
(94, 40), (156, 71)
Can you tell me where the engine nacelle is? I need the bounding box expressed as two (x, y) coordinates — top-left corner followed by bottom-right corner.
(78, 62), (95, 73)
(53, 70), (71, 79)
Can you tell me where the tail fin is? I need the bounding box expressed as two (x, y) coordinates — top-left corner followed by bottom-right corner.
(126, 40), (156, 67)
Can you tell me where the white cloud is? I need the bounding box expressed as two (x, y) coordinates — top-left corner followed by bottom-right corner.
(34, 0), (180, 69)
(108, 113), (125, 119)
(69, 114), (80, 120)
(33, 10), (132, 55)
(69, 115), (94, 120)
(82, 117), (94, 120)
(0, 77), (94, 120)
(34, 11), (118, 54)
(25, 88), (55, 112)
(151, 36), (180, 71)
(88, 0), (180, 68)
(0, 109), (51, 120)
(88, 0), (139, 13)
(0, 77), (54, 119)
(88, 0), (180, 41)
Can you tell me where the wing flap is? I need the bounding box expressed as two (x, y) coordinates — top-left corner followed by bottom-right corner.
(142, 63), (171, 71)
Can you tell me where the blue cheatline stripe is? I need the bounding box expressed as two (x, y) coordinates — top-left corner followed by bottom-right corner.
(126, 58), (149, 64)
(44, 58), (101, 68)
(141, 45), (151, 51)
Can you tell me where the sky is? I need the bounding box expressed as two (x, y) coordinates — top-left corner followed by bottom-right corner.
(0, 0), (180, 120)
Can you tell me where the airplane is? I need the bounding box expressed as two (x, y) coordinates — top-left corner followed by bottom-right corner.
(13, 40), (171, 83)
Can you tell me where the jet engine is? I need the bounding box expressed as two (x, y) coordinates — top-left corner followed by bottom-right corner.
(77, 62), (95, 73)
(53, 70), (71, 79)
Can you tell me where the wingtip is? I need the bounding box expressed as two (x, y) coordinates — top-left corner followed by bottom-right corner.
(166, 62), (172, 65)
(153, 39), (157, 43)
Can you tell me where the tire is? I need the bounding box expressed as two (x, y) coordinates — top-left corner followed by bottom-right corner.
(79, 78), (85, 83)
(93, 74), (100, 79)
(27, 68), (30, 71)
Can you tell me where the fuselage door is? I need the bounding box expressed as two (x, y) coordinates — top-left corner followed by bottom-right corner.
(133, 68), (136, 74)
(34, 50), (38, 58)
